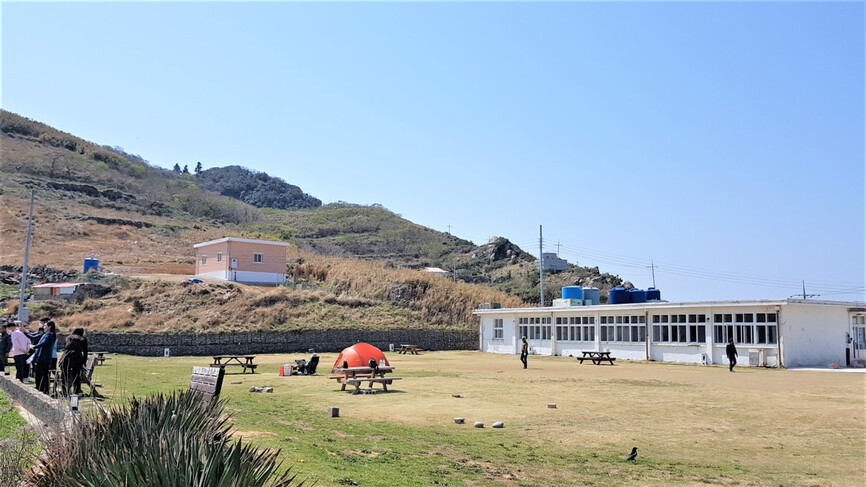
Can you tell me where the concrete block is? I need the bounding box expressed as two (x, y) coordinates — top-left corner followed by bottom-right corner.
(474, 422), (484, 428)
(453, 417), (465, 424)
(548, 403), (557, 408)
(328, 407), (340, 418)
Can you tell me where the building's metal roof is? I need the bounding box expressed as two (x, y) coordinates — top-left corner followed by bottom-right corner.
(473, 298), (864, 314)
(33, 282), (83, 288)
(193, 237), (292, 248)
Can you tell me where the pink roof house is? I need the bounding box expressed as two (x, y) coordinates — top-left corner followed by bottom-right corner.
(193, 237), (291, 285)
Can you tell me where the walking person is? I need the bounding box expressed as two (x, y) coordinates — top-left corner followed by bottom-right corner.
(10, 323), (31, 383)
(0, 323), (11, 375)
(60, 328), (88, 395)
(520, 336), (528, 369)
(726, 338), (738, 372)
(31, 321), (56, 395)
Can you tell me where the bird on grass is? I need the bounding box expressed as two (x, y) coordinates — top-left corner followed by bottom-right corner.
(627, 447), (638, 461)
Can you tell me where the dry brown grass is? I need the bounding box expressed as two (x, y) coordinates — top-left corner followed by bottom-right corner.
(99, 351), (866, 486)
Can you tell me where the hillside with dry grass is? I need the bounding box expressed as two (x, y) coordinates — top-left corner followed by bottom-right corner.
(0, 110), (626, 331)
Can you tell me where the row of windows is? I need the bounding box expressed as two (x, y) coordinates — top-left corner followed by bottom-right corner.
(713, 313), (776, 323)
(652, 314), (706, 323)
(555, 316), (596, 325)
(504, 322), (776, 345)
(519, 325), (552, 340)
(201, 253), (262, 265)
(601, 315), (646, 324)
(555, 325), (596, 342)
(519, 317), (551, 325)
(714, 324), (777, 344)
(653, 324), (707, 343)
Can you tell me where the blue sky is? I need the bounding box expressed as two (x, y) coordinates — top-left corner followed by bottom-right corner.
(2, 2), (863, 302)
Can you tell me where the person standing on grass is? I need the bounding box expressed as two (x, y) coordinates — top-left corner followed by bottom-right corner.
(32, 321), (56, 395)
(10, 322), (31, 383)
(726, 338), (738, 372)
(60, 328), (88, 395)
(520, 336), (528, 369)
(0, 322), (12, 375)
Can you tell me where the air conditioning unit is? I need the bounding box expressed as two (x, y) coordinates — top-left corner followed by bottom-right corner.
(749, 350), (761, 367)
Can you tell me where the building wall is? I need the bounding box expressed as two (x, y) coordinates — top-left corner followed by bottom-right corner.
(196, 241), (287, 283)
(195, 241), (230, 275)
(476, 301), (859, 368)
(779, 304), (850, 367)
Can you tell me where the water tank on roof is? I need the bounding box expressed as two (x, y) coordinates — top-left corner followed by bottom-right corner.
(83, 258), (99, 273)
(628, 289), (647, 303)
(646, 288), (661, 301)
(609, 287), (628, 304)
(582, 287), (600, 305)
(562, 286), (583, 300)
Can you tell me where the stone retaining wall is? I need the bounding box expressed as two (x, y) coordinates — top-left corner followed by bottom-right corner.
(0, 374), (72, 425)
(57, 329), (479, 356)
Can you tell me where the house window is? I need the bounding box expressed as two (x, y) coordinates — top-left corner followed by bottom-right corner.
(493, 319), (503, 339)
(217, 252), (223, 263)
(254, 253), (263, 263)
(201, 255), (207, 265)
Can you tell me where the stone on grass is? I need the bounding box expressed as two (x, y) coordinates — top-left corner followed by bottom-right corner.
(492, 421), (504, 428)
(328, 407), (340, 418)
(548, 403), (557, 408)
(474, 422), (484, 428)
(453, 418), (465, 424)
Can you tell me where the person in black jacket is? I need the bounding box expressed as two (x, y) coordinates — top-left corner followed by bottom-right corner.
(60, 328), (88, 395)
(31, 321), (57, 395)
(0, 322), (11, 375)
(726, 339), (738, 372)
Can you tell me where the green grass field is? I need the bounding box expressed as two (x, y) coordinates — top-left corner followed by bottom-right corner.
(0, 390), (26, 440)
(77, 351), (864, 487)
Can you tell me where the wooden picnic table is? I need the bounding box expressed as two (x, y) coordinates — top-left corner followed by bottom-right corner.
(91, 351), (111, 366)
(329, 365), (401, 393)
(211, 355), (258, 373)
(578, 350), (617, 365)
(398, 344), (421, 355)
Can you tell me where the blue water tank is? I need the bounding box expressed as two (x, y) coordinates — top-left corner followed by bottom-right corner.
(628, 289), (648, 303)
(582, 287), (600, 305)
(562, 286), (584, 300)
(83, 258), (99, 273)
(646, 288), (661, 301)
(609, 287), (629, 304)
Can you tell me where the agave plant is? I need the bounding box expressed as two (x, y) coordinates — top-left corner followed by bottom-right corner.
(29, 391), (311, 486)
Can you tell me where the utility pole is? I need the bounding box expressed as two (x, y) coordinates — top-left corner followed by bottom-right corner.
(802, 280), (807, 300)
(646, 260), (658, 288)
(539, 225), (544, 307)
(446, 225), (451, 235)
(556, 241), (561, 257)
(17, 190), (34, 323)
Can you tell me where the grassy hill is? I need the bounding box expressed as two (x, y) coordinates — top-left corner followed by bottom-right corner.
(0, 110), (622, 330)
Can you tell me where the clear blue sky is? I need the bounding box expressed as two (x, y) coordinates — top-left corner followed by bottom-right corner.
(2, 2), (864, 302)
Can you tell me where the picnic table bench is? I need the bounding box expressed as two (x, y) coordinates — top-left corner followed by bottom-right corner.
(330, 366), (401, 393)
(398, 344), (422, 355)
(91, 351), (110, 366)
(211, 355), (258, 373)
(578, 350), (617, 365)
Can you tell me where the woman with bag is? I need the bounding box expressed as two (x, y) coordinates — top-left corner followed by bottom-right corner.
(31, 321), (56, 395)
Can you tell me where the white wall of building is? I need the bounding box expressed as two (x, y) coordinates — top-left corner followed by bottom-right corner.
(196, 269), (286, 285)
(778, 303), (851, 368)
(475, 300), (862, 368)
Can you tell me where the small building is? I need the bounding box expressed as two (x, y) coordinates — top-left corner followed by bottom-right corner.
(32, 282), (84, 301)
(194, 237), (291, 285)
(535, 252), (567, 272)
(423, 267), (450, 278)
(474, 299), (866, 368)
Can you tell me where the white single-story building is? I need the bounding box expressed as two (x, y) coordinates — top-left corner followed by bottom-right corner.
(423, 267), (451, 278)
(194, 237), (291, 285)
(474, 299), (866, 368)
(33, 282), (84, 301)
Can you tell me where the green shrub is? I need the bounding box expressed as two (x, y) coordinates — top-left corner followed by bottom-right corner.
(30, 392), (310, 486)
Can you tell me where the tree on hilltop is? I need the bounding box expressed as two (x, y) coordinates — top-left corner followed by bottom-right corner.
(195, 161), (203, 174)
(182, 165), (189, 174)
(173, 163), (181, 173)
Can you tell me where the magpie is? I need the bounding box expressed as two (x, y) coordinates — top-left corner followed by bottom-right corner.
(627, 447), (638, 461)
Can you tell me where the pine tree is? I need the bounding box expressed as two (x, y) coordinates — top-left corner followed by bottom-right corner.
(195, 161), (203, 174)
(173, 163), (181, 173)
(182, 164), (190, 174)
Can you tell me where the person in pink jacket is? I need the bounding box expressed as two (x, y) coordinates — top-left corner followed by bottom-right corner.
(10, 323), (32, 383)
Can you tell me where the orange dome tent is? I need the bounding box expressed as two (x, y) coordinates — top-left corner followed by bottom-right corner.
(332, 343), (389, 371)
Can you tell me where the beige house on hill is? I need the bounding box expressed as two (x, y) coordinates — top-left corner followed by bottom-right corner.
(194, 237), (291, 285)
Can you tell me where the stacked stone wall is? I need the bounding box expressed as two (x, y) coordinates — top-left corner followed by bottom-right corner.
(55, 330), (478, 356)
